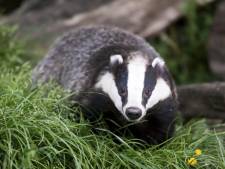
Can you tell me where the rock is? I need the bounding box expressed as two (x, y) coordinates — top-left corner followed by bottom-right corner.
(178, 82), (225, 120)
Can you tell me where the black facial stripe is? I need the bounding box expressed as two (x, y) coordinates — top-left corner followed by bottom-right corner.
(90, 44), (138, 85)
(155, 64), (172, 86)
(142, 65), (157, 107)
(113, 64), (128, 106)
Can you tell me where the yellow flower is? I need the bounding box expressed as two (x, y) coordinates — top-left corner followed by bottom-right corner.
(195, 149), (202, 156)
(187, 157), (197, 166)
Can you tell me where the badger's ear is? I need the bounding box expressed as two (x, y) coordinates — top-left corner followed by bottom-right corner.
(152, 57), (166, 76)
(110, 54), (123, 66)
(152, 57), (165, 68)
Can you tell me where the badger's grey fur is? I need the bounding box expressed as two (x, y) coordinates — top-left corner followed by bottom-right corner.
(32, 26), (177, 144)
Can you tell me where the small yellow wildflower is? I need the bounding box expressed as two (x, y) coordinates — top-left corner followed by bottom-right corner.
(194, 149), (202, 156)
(187, 157), (198, 166)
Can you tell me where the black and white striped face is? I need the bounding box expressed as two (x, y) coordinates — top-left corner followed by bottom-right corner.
(95, 53), (172, 122)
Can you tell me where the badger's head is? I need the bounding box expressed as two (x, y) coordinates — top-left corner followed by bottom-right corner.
(95, 50), (173, 122)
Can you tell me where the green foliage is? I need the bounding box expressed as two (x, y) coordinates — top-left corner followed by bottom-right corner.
(0, 26), (25, 67)
(152, 0), (217, 84)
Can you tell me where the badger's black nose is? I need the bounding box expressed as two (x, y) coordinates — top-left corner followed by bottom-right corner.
(125, 107), (142, 120)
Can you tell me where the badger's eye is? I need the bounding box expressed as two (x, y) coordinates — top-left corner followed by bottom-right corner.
(119, 87), (127, 96)
(144, 88), (151, 98)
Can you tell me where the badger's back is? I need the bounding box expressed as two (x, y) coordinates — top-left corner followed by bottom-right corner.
(32, 26), (155, 92)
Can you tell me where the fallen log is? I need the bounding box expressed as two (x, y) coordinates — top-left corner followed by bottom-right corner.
(178, 82), (225, 120)
(1, 0), (214, 54)
(62, 0), (182, 37)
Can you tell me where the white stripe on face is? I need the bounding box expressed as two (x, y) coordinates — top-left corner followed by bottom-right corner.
(123, 57), (148, 118)
(146, 78), (171, 109)
(95, 72), (123, 113)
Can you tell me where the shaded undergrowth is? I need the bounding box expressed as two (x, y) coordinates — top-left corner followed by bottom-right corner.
(152, 0), (219, 84)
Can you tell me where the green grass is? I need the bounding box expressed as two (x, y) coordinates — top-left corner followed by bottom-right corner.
(0, 26), (25, 67)
(0, 63), (225, 169)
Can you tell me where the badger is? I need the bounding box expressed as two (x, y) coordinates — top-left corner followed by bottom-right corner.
(32, 26), (177, 144)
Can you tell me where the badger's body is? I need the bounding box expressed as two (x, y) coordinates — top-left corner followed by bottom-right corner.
(32, 26), (177, 144)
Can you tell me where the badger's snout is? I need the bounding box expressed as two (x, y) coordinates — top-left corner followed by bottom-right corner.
(125, 107), (142, 121)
